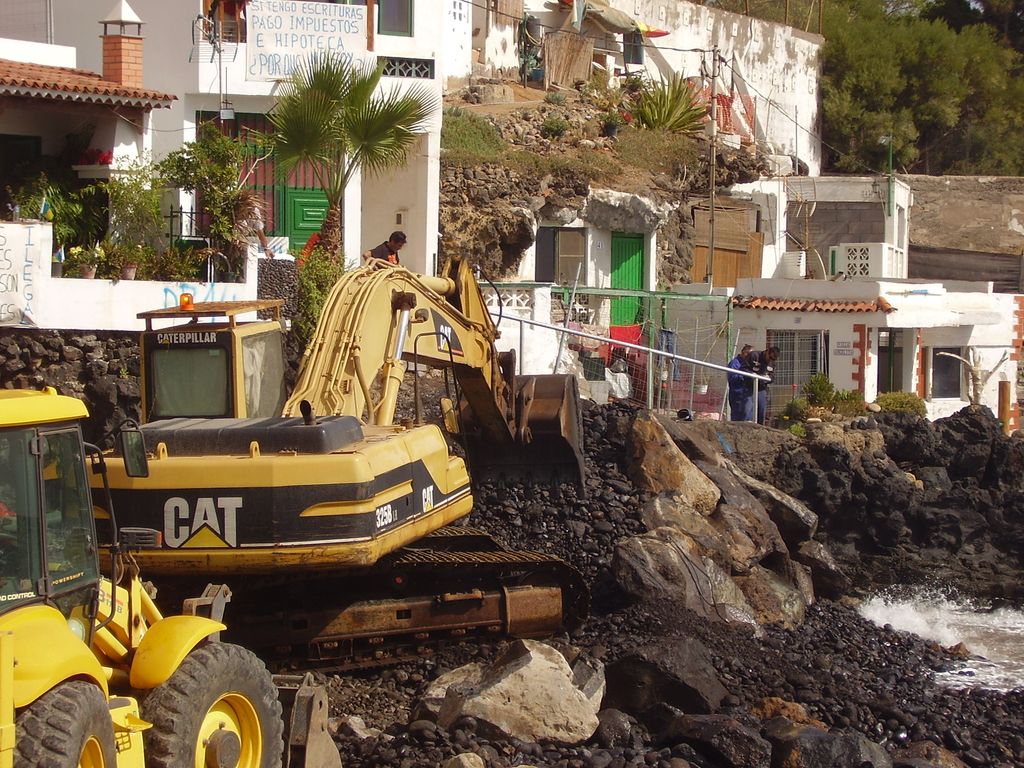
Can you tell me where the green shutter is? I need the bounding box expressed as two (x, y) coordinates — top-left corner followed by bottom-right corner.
(610, 233), (644, 325)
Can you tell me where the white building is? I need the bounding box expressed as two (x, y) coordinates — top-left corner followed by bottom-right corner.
(35, 0), (445, 274)
(728, 276), (1020, 424)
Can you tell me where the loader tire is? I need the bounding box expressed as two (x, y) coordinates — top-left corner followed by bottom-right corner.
(140, 641), (284, 768)
(14, 680), (116, 768)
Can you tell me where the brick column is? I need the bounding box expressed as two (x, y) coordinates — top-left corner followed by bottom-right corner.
(103, 34), (143, 89)
(1010, 297), (1024, 431)
(916, 330), (926, 398)
(852, 323), (869, 394)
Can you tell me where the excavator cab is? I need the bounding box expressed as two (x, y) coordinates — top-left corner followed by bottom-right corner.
(137, 299), (288, 421)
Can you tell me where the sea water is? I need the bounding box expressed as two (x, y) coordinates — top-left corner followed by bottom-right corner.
(859, 590), (1024, 691)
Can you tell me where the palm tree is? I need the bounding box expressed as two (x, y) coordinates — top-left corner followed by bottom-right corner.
(268, 52), (437, 258)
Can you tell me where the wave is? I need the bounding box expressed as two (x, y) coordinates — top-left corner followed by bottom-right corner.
(858, 587), (1024, 692)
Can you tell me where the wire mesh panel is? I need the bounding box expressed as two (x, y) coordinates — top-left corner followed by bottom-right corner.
(766, 329), (825, 417)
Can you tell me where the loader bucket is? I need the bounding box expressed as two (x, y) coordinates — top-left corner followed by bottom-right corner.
(465, 374), (586, 492)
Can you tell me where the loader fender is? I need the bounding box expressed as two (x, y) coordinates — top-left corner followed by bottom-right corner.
(129, 615), (226, 689)
(0, 605), (107, 708)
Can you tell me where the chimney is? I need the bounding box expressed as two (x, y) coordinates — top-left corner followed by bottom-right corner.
(100, 0), (144, 89)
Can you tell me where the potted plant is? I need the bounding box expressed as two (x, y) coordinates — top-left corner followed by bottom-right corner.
(62, 244), (101, 278)
(599, 110), (626, 137)
(106, 242), (147, 280)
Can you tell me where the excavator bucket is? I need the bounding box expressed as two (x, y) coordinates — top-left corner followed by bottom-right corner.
(464, 373), (586, 492)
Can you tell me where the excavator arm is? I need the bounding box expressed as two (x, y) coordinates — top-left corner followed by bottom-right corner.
(284, 257), (584, 488)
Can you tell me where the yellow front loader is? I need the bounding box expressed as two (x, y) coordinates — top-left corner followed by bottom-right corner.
(0, 389), (335, 768)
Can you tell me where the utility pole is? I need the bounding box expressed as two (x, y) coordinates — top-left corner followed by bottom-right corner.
(706, 47), (719, 289)
(886, 135), (894, 218)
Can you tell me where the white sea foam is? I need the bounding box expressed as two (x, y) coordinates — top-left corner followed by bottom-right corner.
(859, 589), (1024, 692)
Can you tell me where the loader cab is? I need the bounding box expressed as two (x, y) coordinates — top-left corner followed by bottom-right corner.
(0, 392), (100, 635)
(137, 299), (287, 422)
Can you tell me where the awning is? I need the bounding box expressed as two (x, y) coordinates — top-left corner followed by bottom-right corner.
(584, 0), (638, 34)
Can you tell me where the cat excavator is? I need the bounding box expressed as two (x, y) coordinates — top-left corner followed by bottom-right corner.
(95, 257), (587, 666)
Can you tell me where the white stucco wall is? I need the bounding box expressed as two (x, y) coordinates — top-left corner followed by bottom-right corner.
(440, 0), (473, 90)
(0, 223), (258, 331)
(0, 36), (75, 66)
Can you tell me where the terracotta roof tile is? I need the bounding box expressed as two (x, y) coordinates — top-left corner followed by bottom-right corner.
(0, 58), (175, 109)
(731, 295), (896, 313)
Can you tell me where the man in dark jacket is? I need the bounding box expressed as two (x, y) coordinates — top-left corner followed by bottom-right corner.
(726, 344), (753, 421)
(748, 346), (779, 424)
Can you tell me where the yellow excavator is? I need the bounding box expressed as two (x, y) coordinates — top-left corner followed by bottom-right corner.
(94, 257), (587, 665)
(0, 388), (340, 768)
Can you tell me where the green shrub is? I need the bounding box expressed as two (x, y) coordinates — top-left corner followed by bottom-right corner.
(440, 107), (507, 165)
(875, 391), (927, 417)
(295, 247), (346, 348)
(832, 388), (866, 417)
(787, 422), (807, 438)
(503, 149), (616, 183)
(540, 115), (570, 139)
(802, 373), (835, 406)
(781, 397), (810, 422)
(147, 246), (203, 282)
(615, 129), (697, 177)
(633, 74), (706, 135)
(544, 91), (567, 105)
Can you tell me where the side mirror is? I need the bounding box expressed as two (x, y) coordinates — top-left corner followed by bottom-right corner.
(118, 428), (149, 478)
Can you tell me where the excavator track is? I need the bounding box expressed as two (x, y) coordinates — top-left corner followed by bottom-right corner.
(160, 531), (589, 672)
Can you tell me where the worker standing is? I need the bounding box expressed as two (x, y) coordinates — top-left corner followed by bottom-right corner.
(748, 346), (779, 425)
(362, 231), (407, 266)
(726, 344), (753, 421)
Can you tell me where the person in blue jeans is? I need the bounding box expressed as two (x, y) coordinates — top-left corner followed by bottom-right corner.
(727, 345), (754, 421)
(748, 346), (779, 424)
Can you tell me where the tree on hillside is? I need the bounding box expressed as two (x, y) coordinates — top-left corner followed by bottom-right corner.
(821, 0), (1024, 174)
(267, 53), (437, 259)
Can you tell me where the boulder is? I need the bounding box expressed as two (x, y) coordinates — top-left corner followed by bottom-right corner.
(603, 637), (729, 717)
(657, 417), (728, 466)
(628, 413), (720, 513)
(592, 709), (641, 749)
(763, 719), (893, 767)
(725, 459), (818, 545)
(428, 640), (602, 745)
(794, 539), (850, 599)
(733, 565), (807, 628)
(640, 495), (731, 568)
(443, 755), (486, 768)
(659, 714), (771, 768)
(613, 528), (758, 626)
(893, 741), (967, 768)
(749, 697), (826, 729)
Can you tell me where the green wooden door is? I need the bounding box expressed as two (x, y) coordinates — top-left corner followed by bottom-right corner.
(611, 233), (644, 325)
(284, 188), (329, 249)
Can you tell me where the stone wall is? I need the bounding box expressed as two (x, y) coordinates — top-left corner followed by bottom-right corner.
(0, 328), (141, 443)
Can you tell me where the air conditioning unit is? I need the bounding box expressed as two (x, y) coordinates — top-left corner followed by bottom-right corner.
(829, 243), (907, 279)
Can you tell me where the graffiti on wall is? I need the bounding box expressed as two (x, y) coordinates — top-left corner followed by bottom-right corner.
(0, 223), (49, 327)
(162, 281), (246, 310)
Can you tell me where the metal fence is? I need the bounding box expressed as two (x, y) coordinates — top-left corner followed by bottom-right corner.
(484, 283), (752, 419)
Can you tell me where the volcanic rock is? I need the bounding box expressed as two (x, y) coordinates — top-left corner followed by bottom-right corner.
(429, 640), (603, 744)
(603, 637), (729, 718)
